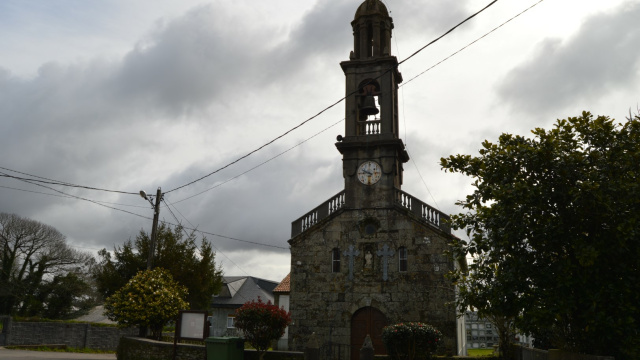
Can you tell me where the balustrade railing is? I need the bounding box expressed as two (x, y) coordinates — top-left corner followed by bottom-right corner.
(291, 191), (345, 237)
(291, 189), (449, 237)
(395, 189), (450, 232)
(358, 120), (381, 135)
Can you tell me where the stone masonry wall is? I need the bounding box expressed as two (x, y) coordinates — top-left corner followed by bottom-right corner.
(117, 337), (305, 360)
(6, 320), (137, 350)
(288, 207), (457, 355)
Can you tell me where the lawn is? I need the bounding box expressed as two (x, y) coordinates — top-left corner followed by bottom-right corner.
(467, 348), (496, 357)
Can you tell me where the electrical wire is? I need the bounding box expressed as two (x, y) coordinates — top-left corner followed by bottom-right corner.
(163, 198), (288, 250)
(161, 198), (263, 300)
(0, 184), (148, 208)
(398, 0), (499, 66)
(1, 0), (503, 200)
(0, 166), (137, 195)
(164, 0), (499, 195)
(400, 0), (546, 88)
(0, 170), (150, 220)
(172, 117), (344, 204)
(398, 0), (546, 211)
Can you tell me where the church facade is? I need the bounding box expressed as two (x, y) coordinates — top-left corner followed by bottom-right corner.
(287, 1), (457, 358)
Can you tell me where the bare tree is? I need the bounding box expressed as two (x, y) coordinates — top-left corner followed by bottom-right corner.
(0, 212), (91, 316)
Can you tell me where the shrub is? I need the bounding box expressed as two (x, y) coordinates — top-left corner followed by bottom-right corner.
(234, 297), (291, 360)
(382, 322), (442, 360)
(104, 268), (188, 339)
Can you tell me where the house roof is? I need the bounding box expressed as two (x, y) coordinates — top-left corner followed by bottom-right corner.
(211, 276), (279, 309)
(273, 273), (290, 294)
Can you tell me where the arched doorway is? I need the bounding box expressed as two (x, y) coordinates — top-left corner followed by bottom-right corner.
(350, 307), (387, 360)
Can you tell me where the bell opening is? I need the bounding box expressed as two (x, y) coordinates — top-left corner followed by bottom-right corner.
(361, 95), (379, 118)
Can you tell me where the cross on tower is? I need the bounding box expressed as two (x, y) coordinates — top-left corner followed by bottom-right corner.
(343, 245), (360, 280)
(376, 244), (395, 281)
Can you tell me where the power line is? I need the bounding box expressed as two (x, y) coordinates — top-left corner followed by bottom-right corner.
(2, 0), (504, 201)
(165, 0), (499, 195)
(0, 170), (150, 220)
(398, 0), (499, 66)
(400, 0), (546, 88)
(161, 199), (261, 295)
(172, 117), (344, 204)
(163, 198), (288, 250)
(397, 0), (546, 212)
(406, 149), (441, 211)
(0, 184), (149, 208)
(0, 166), (137, 195)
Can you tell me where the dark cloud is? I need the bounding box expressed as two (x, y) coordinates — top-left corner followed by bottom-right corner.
(497, 2), (640, 116)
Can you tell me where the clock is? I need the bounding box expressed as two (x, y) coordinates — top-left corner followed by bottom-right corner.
(357, 161), (382, 185)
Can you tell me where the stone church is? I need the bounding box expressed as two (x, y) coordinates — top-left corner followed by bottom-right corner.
(287, 0), (457, 358)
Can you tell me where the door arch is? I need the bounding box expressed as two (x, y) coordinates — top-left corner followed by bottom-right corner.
(350, 307), (387, 360)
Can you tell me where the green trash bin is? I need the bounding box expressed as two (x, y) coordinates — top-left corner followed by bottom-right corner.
(205, 337), (244, 360)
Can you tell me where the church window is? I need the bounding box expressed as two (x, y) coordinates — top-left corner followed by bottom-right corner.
(332, 248), (341, 273)
(398, 247), (408, 272)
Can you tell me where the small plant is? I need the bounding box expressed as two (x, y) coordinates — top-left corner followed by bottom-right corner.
(104, 268), (189, 340)
(234, 297), (291, 360)
(382, 322), (442, 360)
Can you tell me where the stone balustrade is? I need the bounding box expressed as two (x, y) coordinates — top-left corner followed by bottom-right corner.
(291, 191), (345, 237)
(359, 119), (382, 135)
(291, 189), (450, 237)
(395, 189), (450, 233)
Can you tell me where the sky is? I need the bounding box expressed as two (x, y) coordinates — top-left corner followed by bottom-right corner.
(1, 0), (639, 284)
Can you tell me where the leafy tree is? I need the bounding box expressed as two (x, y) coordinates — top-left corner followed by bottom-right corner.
(382, 322), (442, 360)
(442, 112), (640, 360)
(104, 267), (188, 339)
(234, 297), (291, 360)
(93, 223), (223, 310)
(0, 212), (92, 316)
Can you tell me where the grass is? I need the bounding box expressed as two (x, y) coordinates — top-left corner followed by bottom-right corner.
(467, 348), (496, 356)
(6, 345), (115, 354)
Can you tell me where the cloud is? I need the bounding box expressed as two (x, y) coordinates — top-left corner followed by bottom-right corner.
(497, 2), (640, 116)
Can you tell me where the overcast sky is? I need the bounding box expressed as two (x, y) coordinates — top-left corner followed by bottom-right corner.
(1, 0), (638, 283)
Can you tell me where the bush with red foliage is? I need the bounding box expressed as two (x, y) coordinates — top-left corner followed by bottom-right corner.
(234, 296), (291, 360)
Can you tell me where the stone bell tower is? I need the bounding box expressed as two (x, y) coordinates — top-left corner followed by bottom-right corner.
(287, 1), (457, 358)
(336, 0), (409, 210)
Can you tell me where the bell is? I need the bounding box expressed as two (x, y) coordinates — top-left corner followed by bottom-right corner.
(360, 95), (379, 116)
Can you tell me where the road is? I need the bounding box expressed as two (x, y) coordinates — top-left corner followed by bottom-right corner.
(0, 347), (116, 360)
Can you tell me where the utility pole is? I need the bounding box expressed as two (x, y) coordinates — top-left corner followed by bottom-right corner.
(140, 187), (163, 270)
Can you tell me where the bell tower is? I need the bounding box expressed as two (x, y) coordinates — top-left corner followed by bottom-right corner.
(336, 0), (408, 209)
(287, 2), (457, 356)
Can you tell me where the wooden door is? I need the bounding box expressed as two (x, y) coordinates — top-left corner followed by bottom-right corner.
(350, 307), (387, 360)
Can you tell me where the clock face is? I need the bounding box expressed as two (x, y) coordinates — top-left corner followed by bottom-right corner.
(357, 161), (382, 185)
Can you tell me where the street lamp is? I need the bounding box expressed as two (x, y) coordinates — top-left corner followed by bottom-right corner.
(140, 187), (162, 270)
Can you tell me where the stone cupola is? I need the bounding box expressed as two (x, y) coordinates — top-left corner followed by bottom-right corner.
(351, 0), (394, 59)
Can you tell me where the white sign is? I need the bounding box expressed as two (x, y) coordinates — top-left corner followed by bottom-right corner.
(179, 312), (206, 339)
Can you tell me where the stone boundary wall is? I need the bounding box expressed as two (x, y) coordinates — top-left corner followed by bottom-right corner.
(117, 337), (482, 360)
(118, 337), (306, 360)
(3, 318), (137, 350)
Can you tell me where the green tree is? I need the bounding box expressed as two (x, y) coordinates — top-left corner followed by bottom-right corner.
(104, 267), (188, 339)
(0, 212), (92, 317)
(442, 111), (640, 360)
(234, 297), (291, 360)
(93, 223), (223, 310)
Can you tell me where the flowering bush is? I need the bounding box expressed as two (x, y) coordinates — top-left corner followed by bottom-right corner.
(382, 322), (442, 360)
(234, 297), (291, 360)
(104, 268), (188, 339)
